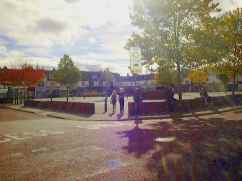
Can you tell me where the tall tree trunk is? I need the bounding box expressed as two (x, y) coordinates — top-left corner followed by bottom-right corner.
(232, 71), (236, 97)
(23, 87), (26, 103)
(66, 87), (69, 103)
(178, 85), (183, 101)
(16, 88), (19, 104)
(177, 62), (183, 101)
(134, 74), (137, 87)
(175, 10), (182, 102)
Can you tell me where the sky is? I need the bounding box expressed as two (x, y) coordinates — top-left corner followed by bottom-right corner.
(0, 0), (241, 75)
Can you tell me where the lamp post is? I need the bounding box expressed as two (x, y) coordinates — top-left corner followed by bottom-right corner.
(129, 47), (142, 88)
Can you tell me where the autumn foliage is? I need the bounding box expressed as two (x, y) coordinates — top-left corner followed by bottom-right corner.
(187, 70), (208, 84)
(0, 67), (45, 87)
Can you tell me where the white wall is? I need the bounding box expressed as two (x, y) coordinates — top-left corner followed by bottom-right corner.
(78, 81), (89, 88)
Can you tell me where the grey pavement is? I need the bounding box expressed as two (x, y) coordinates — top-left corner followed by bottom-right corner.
(1, 107), (242, 180)
(0, 108), (156, 180)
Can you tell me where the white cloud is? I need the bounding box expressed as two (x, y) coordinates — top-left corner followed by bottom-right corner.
(0, 50), (129, 74)
(64, 0), (80, 3)
(0, 45), (8, 56)
(0, 50), (26, 68)
(0, 50), (58, 68)
(0, 0), (240, 74)
(71, 53), (130, 75)
(0, 0), (132, 47)
(0, 0), (133, 73)
(216, 0), (242, 11)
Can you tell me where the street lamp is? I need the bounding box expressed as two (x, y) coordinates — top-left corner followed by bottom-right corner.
(129, 47), (142, 87)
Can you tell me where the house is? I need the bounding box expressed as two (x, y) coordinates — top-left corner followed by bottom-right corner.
(118, 74), (155, 88)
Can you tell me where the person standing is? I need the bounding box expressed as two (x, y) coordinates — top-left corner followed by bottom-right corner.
(119, 88), (125, 114)
(167, 85), (176, 112)
(110, 89), (117, 113)
(133, 88), (142, 120)
(200, 86), (208, 105)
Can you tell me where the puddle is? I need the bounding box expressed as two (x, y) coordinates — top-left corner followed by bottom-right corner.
(49, 131), (65, 135)
(155, 137), (176, 143)
(4, 134), (26, 141)
(32, 147), (48, 153)
(107, 159), (123, 169)
(0, 137), (11, 143)
(88, 145), (104, 151)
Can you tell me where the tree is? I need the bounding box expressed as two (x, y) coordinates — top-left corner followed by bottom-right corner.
(103, 68), (113, 88)
(155, 68), (178, 86)
(126, 0), (221, 101)
(127, 47), (143, 87)
(216, 8), (242, 95)
(187, 70), (208, 84)
(200, 8), (242, 95)
(53, 55), (80, 102)
(210, 61), (242, 95)
(153, 57), (178, 85)
(21, 63), (33, 69)
(0, 66), (45, 87)
(0, 66), (45, 102)
(217, 73), (229, 85)
(188, 8), (242, 95)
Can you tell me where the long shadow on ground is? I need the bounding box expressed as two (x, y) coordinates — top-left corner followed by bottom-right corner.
(118, 113), (242, 181)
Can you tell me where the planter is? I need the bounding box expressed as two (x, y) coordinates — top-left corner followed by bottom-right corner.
(24, 100), (95, 115)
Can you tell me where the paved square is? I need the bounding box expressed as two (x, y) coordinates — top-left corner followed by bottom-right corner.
(0, 107), (242, 180)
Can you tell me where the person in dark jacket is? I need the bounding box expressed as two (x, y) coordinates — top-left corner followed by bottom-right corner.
(200, 86), (208, 105)
(110, 89), (117, 113)
(119, 88), (125, 114)
(167, 85), (176, 112)
(133, 88), (142, 119)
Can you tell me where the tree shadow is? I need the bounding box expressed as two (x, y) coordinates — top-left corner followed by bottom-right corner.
(118, 123), (156, 158)
(149, 117), (242, 180)
(118, 120), (178, 158)
(118, 114), (242, 180)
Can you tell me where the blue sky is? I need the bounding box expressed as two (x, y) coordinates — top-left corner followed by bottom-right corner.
(0, 0), (241, 75)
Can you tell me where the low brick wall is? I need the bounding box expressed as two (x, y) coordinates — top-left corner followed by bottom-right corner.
(24, 100), (95, 115)
(128, 101), (168, 116)
(128, 95), (242, 116)
(142, 90), (168, 100)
